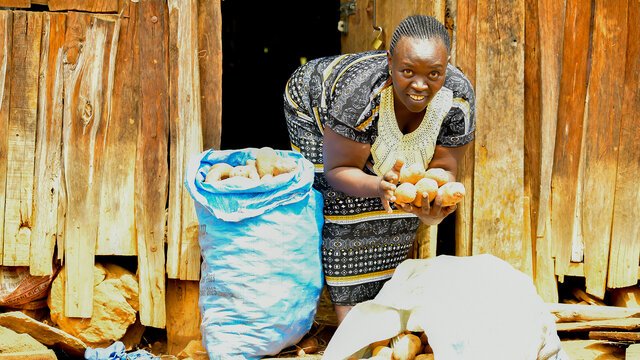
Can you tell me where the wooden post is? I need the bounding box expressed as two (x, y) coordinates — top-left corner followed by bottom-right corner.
(136, 0), (170, 328)
(166, 279), (201, 355)
(472, 0), (526, 271)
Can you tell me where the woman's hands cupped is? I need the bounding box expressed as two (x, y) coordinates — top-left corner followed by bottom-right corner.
(397, 192), (457, 225)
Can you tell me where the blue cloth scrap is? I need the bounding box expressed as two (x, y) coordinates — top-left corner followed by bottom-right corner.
(84, 341), (157, 360)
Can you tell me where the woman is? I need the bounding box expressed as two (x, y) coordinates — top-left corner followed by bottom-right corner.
(283, 15), (475, 323)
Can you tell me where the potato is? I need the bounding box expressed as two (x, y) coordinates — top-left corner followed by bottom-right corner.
(370, 338), (391, 349)
(424, 168), (450, 187)
(254, 147), (280, 178)
(296, 336), (319, 356)
(204, 162), (233, 183)
(273, 156), (297, 176)
(394, 182), (417, 205)
(372, 346), (393, 359)
(412, 178), (438, 207)
(391, 333), (422, 360)
(399, 163), (426, 185)
(415, 354), (434, 360)
(229, 159), (260, 180)
(437, 181), (466, 207)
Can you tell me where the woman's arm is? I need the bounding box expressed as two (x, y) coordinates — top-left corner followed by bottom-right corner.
(323, 127), (399, 212)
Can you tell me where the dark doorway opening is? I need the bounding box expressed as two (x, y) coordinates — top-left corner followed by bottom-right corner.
(220, 1), (341, 150)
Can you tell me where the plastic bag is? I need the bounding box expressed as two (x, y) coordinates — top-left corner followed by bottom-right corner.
(323, 254), (569, 360)
(185, 148), (324, 360)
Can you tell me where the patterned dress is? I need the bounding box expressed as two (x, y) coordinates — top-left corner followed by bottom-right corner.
(283, 50), (475, 305)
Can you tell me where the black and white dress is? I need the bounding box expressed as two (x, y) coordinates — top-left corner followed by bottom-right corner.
(283, 50), (475, 305)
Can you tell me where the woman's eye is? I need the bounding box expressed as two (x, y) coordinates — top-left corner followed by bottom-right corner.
(402, 69), (413, 76)
(429, 72), (440, 80)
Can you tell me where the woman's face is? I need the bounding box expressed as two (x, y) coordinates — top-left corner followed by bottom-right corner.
(387, 37), (449, 114)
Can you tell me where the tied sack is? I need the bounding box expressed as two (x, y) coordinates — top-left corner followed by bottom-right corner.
(185, 148), (324, 360)
(323, 254), (569, 360)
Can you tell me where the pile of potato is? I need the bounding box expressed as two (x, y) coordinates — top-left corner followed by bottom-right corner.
(393, 164), (465, 208)
(204, 147), (298, 184)
(349, 331), (434, 360)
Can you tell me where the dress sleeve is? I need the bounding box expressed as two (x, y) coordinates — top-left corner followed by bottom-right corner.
(324, 52), (388, 144)
(437, 65), (476, 147)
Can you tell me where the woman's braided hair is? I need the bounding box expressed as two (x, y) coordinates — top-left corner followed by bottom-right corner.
(389, 15), (450, 55)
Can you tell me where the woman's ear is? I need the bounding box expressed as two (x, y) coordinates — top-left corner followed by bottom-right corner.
(386, 51), (393, 72)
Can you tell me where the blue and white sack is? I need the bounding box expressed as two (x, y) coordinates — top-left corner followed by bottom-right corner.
(185, 148), (324, 360)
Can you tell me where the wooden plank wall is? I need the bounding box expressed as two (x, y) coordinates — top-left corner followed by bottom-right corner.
(340, 0), (640, 301)
(0, 0), (222, 331)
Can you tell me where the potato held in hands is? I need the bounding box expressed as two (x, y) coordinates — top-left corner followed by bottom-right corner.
(424, 167), (450, 187)
(437, 181), (466, 207)
(394, 182), (417, 205)
(399, 163), (426, 185)
(412, 177), (438, 207)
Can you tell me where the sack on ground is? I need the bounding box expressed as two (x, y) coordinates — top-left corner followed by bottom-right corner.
(186, 148), (324, 360)
(323, 254), (569, 360)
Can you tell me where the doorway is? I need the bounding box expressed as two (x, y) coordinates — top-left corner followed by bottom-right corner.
(220, 1), (341, 150)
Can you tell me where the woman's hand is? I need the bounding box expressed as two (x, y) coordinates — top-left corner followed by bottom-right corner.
(379, 159), (404, 213)
(396, 191), (457, 225)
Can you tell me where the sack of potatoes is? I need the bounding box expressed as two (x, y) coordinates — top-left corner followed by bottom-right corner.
(204, 147), (298, 184)
(348, 331), (433, 360)
(393, 163), (465, 208)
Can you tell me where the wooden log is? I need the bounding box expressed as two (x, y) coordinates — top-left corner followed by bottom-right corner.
(30, 12), (65, 276)
(197, 0), (222, 151)
(611, 286), (640, 308)
(453, 0), (476, 258)
(0, 11), (12, 266)
(556, 318), (640, 332)
(582, 0), (628, 299)
(550, 0), (592, 278)
(472, 0), (525, 271)
(414, 225), (437, 259)
(589, 331), (640, 342)
(608, 0), (640, 289)
(547, 303), (640, 323)
(95, 6), (139, 256)
(136, 0), (169, 328)
(4, 11), (42, 266)
(47, 0), (118, 12)
(62, 12), (117, 318)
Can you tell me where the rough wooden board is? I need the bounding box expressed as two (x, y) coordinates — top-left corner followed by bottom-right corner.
(0, 311), (86, 356)
(95, 9), (138, 256)
(472, 0), (525, 271)
(30, 12), (65, 276)
(589, 331), (640, 342)
(560, 340), (625, 360)
(340, 0), (445, 54)
(136, 0), (169, 328)
(47, 0), (118, 12)
(581, 0), (628, 299)
(62, 12), (117, 318)
(548, 302), (640, 323)
(550, 0), (592, 277)
(453, 0), (475, 257)
(0, 0), (30, 7)
(522, 196), (533, 278)
(627, 344), (640, 359)
(3, 11), (41, 266)
(610, 286), (640, 307)
(535, 0), (565, 239)
(0, 11), (12, 266)
(198, 0), (222, 151)
(608, 0), (640, 289)
(166, 279), (201, 355)
(556, 317), (640, 332)
(167, 0), (203, 281)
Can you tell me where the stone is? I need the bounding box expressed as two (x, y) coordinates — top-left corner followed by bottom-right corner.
(0, 326), (47, 353)
(0, 350), (58, 360)
(48, 263), (139, 347)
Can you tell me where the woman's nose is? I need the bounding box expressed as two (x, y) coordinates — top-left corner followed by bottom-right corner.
(412, 78), (429, 90)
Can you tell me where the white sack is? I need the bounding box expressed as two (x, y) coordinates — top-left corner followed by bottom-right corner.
(322, 254), (569, 360)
